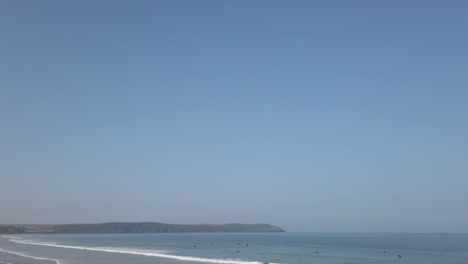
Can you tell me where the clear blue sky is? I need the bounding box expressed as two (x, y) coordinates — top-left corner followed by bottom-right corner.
(1, 1), (467, 232)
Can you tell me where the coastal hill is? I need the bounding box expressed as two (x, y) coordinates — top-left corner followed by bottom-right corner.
(0, 222), (284, 234)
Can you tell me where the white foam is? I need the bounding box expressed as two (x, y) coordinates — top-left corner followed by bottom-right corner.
(9, 238), (279, 264)
(0, 247), (60, 264)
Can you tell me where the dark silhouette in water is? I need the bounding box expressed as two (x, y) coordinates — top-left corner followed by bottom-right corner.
(398, 255), (402, 258)
(236, 250), (240, 253)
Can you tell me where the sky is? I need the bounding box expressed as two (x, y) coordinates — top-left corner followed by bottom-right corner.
(1, 1), (467, 233)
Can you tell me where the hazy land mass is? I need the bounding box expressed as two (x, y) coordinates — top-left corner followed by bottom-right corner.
(0, 222), (284, 234)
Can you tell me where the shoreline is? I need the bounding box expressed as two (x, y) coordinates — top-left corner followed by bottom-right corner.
(0, 248), (59, 264)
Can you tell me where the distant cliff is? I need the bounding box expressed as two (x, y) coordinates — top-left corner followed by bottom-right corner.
(0, 222), (284, 234)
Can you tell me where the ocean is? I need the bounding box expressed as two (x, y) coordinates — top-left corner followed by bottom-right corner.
(1, 233), (467, 264)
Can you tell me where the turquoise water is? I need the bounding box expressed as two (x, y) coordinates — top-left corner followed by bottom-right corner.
(1, 233), (467, 264)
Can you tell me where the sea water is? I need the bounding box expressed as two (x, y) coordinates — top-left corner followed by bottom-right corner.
(1, 233), (467, 264)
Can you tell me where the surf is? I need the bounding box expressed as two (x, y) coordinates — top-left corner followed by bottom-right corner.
(0, 247), (61, 264)
(8, 238), (279, 264)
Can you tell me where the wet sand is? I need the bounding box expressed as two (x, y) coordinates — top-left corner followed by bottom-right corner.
(0, 249), (57, 264)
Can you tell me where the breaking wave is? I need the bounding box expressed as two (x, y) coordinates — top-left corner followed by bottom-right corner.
(8, 238), (279, 264)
